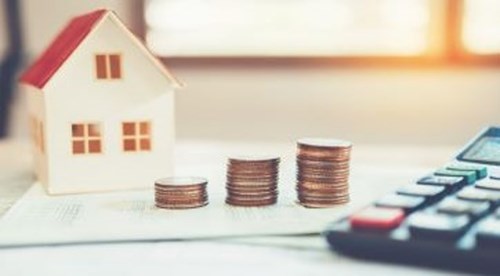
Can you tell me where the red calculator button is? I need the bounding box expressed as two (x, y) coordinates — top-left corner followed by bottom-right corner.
(350, 206), (405, 230)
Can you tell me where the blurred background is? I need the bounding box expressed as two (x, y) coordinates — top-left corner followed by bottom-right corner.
(1, 0), (499, 146)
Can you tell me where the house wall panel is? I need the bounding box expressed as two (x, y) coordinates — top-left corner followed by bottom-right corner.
(42, 15), (175, 194)
(23, 85), (48, 186)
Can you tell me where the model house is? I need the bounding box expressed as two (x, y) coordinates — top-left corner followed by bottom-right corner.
(19, 9), (182, 194)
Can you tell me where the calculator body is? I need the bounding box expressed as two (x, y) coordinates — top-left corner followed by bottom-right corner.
(456, 126), (500, 175)
(325, 126), (500, 274)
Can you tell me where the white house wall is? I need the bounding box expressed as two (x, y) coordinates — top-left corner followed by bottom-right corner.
(43, 15), (175, 194)
(23, 84), (48, 186)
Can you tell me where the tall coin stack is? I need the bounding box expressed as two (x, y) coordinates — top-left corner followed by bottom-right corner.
(296, 138), (352, 208)
(155, 177), (209, 209)
(226, 156), (280, 207)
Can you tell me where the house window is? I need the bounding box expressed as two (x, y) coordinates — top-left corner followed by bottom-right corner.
(122, 121), (152, 152)
(95, 54), (122, 79)
(71, 123), (102, 154)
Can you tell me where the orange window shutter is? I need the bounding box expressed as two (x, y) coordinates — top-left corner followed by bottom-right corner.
(123, 139), (136, 151)
(139, 122), (150, 135)
(109, 54), (122, 79)
(122, 122), (135, 136)
(140, 138), (151, 151)
(73, 141), (85, 154)
(95, 54), (107, 79)
(72, 124), (85, 137)
(88, 140), (102, 153)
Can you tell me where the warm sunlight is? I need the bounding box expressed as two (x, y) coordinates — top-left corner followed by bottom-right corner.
(145, 0), (430, 57)
(462, 0), (500, 54)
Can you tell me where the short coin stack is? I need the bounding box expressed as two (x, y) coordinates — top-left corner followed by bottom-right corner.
(296, 138), (352, 208)
(155, 177), (209, 209)
(226, 156), (280, 207)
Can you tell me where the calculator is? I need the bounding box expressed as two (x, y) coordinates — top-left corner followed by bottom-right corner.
(325, 126), (500, 274)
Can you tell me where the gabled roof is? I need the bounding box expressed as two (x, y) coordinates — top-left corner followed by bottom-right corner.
(20, 9), (182, 89)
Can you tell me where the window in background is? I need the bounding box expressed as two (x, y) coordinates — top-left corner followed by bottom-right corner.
(462, 0), (500, 54)
(145, 0), (432, 57)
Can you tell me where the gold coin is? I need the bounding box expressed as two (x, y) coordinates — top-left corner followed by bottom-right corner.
(226, 179), (278, 185)
(297, 175), (350, 183)
(297, 138), (352, 149)
(226, 173), (278, 180)
(227, 190), (278, 197)
(226, 197), (277, 207)
(155, 192), (208, 200)
(155, 177), (208, 188)
(226, 185), (277, 193)
(297, 160), (350, 169)
(298, 193), (349, 201)
(296, 199), (349, 208)
(156, 201), (209, 209)
(227, 169), (279, 176)
(155, 187), (205, 194)
(297, 171), (350, 178)
(297, 186), (349, 192)
(228, 156), (281, 164)
(296, 154), (351, 163)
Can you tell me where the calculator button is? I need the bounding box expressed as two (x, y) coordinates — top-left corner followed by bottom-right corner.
(457, 187), (500, 205)
(446, 163), (488, 179)
(375, 194), (426, 213)
(476, 179), (500, 191)
(436, 198), (490, 219)
(435, 169), (477, 185)
(350, 207), (405, 231)
(408, 212), (470, 240)
(476, 218), (500, 248)
(396, 185), (445, 200)
(417, 175), (464, 191)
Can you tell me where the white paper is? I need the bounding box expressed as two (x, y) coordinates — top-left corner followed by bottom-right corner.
(0, 240), (460, 276)
(0, 159), (427, 247)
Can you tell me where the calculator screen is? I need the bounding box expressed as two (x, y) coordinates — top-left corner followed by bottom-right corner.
(461, 137), (500, 165)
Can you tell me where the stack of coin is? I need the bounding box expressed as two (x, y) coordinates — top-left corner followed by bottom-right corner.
(226, 156), (280, 207)
(155, 177), (208, 209)
(296, 138), (352, 208)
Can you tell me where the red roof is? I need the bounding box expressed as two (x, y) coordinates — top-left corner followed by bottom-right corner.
(19, 9), (107, 89)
